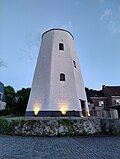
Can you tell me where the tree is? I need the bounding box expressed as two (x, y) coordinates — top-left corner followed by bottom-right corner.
(15, 88), (31, 115)
(2, 86), (31, 116)
(4, 86), (16, 112)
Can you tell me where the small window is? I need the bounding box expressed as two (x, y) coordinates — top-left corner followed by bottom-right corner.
(59, 43), (64, 50)
(73, 60), (77, 68)
(99, 101), (104, 106)
(115, 99), (120, 105)
(60, 73), (65, 81)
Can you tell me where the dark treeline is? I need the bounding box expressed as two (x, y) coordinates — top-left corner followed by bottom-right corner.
(0, 86), (31, 117)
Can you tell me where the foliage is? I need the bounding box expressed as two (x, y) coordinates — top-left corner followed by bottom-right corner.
(5, 85), (16, 110)
(15, 88), (31, 116)
(0, 118), (120, 136)
(2, 86), (31, 117)
(0, 109), (14, 117)
(0, 117), (16, 134)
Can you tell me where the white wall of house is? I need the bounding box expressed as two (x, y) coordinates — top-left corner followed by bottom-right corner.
(0, 101), (6, 110)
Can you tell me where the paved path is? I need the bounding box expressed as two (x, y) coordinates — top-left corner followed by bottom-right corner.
(0, 135), (120, 159)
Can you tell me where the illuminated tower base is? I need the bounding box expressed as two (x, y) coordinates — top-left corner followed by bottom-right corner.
(26, 29), (89, 117)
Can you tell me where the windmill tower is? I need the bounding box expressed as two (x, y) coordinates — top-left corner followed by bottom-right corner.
(26, 29), (89, 117)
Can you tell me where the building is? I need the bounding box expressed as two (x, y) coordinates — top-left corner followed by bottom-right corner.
(86, 86), (119, 118)
(102, 85), (120, 106)
(102, 85), (120, 118)
(0, 82), (6, 110)
(26, 28), (89, 117)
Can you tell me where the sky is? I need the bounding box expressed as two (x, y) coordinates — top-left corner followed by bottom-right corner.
(0, 0), (120, 91)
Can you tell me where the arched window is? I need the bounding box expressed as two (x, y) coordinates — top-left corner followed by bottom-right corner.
(60, 73), (65, 81)
(59, 43), (64, 50)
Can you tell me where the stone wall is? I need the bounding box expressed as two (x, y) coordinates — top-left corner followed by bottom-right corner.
(0, 117), (120, 136)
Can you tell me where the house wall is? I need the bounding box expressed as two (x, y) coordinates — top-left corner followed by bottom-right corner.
(0, 101), (6, 110)
(0, 82), (6, 110)
(90, 97), (108, 107)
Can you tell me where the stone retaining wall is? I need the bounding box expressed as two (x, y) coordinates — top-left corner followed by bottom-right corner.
(0, 117), (120, 136)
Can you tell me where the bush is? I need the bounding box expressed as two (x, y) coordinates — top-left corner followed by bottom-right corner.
(0, 109), (11, 117)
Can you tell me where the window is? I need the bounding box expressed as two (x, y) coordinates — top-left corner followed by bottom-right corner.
(60, 73), (65, 81)
(73, 60), (77, 68)
(115, 99), (120, 105)
(59, 43), (64, 50)
(99, 101), (104, 106)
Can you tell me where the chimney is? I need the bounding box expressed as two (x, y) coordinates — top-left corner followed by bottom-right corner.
(102, 85), (105, 90)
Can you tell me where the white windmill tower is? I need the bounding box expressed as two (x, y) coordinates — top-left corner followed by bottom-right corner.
(26, 29), (89, 117)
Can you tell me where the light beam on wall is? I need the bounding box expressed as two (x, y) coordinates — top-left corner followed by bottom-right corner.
(87, 111), (90, 117)
(60, 105), (68, 115)
(33, 103), (40, 115)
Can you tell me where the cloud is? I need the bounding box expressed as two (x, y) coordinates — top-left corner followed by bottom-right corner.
(25, 32), (41, 49)
(19, 22), (73, 63)
(19, 29), (45, 63)
(0, 58), (7, 68)
(19, 33), (40, 63)
(100, 9), (112, 20)
(109, 20), (120, 33)
(100, 7), (120, 33)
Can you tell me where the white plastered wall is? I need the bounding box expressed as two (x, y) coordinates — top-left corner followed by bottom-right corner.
(26, 29), (88, 113)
